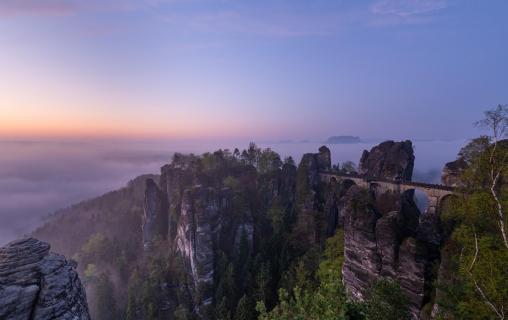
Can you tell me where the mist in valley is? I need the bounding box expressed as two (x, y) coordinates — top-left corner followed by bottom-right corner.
(0, 138), (466, 246)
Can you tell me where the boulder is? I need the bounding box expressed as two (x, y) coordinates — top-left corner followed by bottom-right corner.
(0, 238), (90, 320)
(359, 140), (415, 182)
(441, 158), (467, 187)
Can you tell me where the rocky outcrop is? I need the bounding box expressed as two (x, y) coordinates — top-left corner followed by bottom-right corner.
(176, 186), (221, 306)
(317, 145), (332, 171)
(342, 186), (381, 300)
(397, 238), (427, 319)
(359, 140), (415, 181)
(0, 237), (90, 320)
(441, 158), (467, 187)
(341, 185), (431, 319)
(294, 146), (334, 243)
(154, 154), (262, 313)
(297, 145), (332, 191)
(143, 178), (169, 251)
(142, 142), (444, 319)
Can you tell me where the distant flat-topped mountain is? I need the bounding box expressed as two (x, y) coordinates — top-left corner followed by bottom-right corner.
(325, 135), (361, 144)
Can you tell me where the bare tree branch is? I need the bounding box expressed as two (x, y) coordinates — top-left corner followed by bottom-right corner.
(468, 227), (505, 319)
(476, 104), (508, 248)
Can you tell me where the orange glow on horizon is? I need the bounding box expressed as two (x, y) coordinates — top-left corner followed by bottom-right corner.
(0, 106), (270, 140)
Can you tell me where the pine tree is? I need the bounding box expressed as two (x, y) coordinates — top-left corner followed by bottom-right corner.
(235, 294), (254, 320)
(95, 273), (118, 320)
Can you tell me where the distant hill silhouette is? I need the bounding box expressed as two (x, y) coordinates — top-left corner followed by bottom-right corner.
(325, 135), (361, 144)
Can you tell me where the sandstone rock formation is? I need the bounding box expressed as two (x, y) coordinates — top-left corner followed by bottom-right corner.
(317, 145), (332, 171)
(147, 153), (266, 311)
(341, 141), (443, 319)
(341, 187), (429, 319)
(143, 178), (169, 250)
(0, 237), (90, 320)
(441, 158), (467, 187)
(359, 140), (415, 181)
(176, 186), (221, 306)
(140, 142), (445, 319)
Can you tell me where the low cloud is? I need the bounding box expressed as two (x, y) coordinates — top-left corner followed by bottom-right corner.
(0, 141), (172, 245)
(0, 0), (450, 36)
(0, 0), (80, 17)
(371, 0), (448, 17)
(161, 10), (343, 37)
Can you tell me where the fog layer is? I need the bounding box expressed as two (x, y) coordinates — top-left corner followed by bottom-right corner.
(0, 139), (465, 245)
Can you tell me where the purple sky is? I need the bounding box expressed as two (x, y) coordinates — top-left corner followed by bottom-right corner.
(1, 0), (507, 140)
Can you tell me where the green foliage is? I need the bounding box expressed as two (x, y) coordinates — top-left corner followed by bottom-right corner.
(364, 280), (410, 320)
(284, 157), (295, 167)
(235, 294), (256, 320)
(457, 136), (490, 166)
(268, 205), (287, 234)
(257, 230), (353, 320)
(255, 262), (272, 306)
(224, 175), (241, 191)
(216, 297), (231, 320)
(83, 263), (98, 283)
(94, 273), (118, 320)
(437, 107), (508, 319)
(258, 148), (282, 175)
(339, 161), (357, 174)
(257, 281), (349, 320)
(317, 230), (345, 284)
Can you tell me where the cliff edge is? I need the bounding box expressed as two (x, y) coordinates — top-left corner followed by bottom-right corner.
(0, 237), (90, 320)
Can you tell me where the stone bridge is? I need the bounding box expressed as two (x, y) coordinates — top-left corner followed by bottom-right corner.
(320, 171), (455, 215)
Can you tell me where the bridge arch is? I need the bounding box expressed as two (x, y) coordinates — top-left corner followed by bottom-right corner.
(341, 178), (357, 189)
(319, 172), (455, 215)
(413, 189), (430, 214)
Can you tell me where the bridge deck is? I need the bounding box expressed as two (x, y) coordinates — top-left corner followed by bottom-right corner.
(320, 171), (455, 192)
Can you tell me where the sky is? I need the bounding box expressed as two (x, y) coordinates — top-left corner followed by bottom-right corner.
(0, 0), (507, 141)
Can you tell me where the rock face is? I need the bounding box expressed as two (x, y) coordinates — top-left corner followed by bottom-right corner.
(141, 142), (444, 319)
(342, 186), (382, 300)
(341, 187), (429, 319)
(359, 140), (415, 182)
(341, 141), (441, 319)
(143, 178), (169, 250)
(295, 146), (334, 243)
(152, 154), (267, 312)
(317, 145), (332, 171)
(176, 186), (221, 306)
(0, 237), (90, 320)
(441, 158), (467, 187)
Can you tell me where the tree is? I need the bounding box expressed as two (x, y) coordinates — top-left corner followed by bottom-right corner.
(340, 161), (357, 174)
(474, 104), (508, 248)
(216, 297), (231, 320)
(284, 156), (295, 166)
(256, 231), (352, 320)
(365, 280), (410, 320)
(255, 262), (271, 305)
(235, 294), (255, 320)
(258, 148), (282, 174)
(268, 205), (286, 234)
(437, 105), (508, 319)
(458, 136), (490, 165)
(95, 273), (118, 320)
(242, 142), (261, 166)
